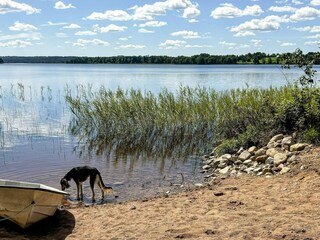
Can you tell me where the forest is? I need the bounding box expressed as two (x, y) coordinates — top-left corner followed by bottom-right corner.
(1, 51), (319, 64)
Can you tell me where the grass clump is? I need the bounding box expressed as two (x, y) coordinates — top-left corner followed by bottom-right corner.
(66, 84), (315, 157)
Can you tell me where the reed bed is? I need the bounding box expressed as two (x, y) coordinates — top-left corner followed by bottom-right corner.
(65, 85), (302, 157)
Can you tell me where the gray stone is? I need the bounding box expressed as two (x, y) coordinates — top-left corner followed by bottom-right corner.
(265, 157), (274, 164)
(290, 143), (309, 152)
(255, 155), (268, 163)
(238, 150), (251, 161)
(202, 165), (211, 170)
(266, 148), (280, 157)
(219, 166), (230, 175)
(248, 146), (257, 154)
(274, 153), (288, 166)
(270, 134), (284, 142)
(287, 155), (300, 163)
(280, 167), (290, 174)
(281, 136), (293, 146)
(255, 148), (266, 157)
(243, 159), (253, 166)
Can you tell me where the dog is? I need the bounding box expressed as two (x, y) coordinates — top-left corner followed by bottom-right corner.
(60, 166), (113, 201)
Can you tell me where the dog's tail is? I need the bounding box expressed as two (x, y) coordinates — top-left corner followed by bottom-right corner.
(96, 171), (113, 193)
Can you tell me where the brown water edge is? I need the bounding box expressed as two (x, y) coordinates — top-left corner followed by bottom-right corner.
(0, 135), (203, 204)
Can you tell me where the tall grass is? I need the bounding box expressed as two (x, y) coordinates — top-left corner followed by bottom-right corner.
(66, 84), (305, 157)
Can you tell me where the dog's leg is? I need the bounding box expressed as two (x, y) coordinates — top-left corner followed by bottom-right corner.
(80, 183), (84, 200)
(76, 183), (80, 201)
(90, 175), (96, 202)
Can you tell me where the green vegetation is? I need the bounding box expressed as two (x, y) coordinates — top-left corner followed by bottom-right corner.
(2, 51), (320, 64)
(0, 58), (3, 64)
(65, 49), (320, 157)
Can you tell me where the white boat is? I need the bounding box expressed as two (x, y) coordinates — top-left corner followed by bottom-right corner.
(0, 179), (68, 228)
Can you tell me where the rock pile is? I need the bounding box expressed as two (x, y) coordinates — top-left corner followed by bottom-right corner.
(201, 134), (312, 182)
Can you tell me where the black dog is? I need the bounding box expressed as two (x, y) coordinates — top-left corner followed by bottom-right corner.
(60, 166), (113, 201)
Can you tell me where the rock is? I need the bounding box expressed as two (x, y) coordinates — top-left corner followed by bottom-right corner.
(219, 166), (230, 175)
(266, 148), (280, 157)
(265, 157), (274, 164)
(202, 165), (211, 170)
(243, 159), (253, 166)
(255, 155), (268, 163)
(281, 136), (293, 146)
(287, 155), (300, 164)
(270, 134), (284, 142)
(237, 147), (244, 155)
(255, 148), (266, 157)
(214, 192), (224, 196)
(280, 167), (290, 174)
(290, 143), (309, 152)
(274, 153), (288, 166)
(248, 146), (257, 154)
(238, 150), (251, 161)
(194, 183), (204, 187)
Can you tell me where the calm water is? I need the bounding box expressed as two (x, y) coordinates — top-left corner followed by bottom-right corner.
(0, 64), (314, 202)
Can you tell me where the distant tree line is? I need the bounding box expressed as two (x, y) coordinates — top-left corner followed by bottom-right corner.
(0, 57), (3, 64)
(1, 52), (319, 65)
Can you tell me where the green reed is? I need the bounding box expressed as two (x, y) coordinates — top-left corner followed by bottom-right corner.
(65, 84), (301, 157)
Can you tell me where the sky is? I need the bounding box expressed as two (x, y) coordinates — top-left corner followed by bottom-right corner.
(0, 0), (319, 56)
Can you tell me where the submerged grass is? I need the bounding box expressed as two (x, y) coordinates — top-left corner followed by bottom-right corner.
(66, 84), (314, 157)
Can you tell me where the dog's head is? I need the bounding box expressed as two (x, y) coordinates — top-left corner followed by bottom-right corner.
(60, 178), (70, 191)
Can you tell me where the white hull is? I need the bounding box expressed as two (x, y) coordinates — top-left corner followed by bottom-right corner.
(0, 179), (68, 228)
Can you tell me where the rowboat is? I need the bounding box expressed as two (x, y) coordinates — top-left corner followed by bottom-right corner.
(0, 179), (68, 228)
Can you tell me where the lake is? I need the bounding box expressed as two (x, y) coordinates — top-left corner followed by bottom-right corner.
(0, 64), (314, 203)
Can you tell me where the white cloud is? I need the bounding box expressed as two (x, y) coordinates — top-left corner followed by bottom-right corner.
(211, 3), (263, 19)
(0, 39), (32, 47)
(85, 10), (132, 21)
(139, 21), (167, 28)
(0, 32), (41, 41)
(73, 39), (110, 47)
(290, 6), (320, 21)
(234, 31), (256, 37)
(159, 39), (187, 49)
(188, 19), (198, 23)
(119, 37), (129, 41)
(93, 24), (127, 33)
(304, 40), (320, 45)
(63, 24), (81, 29)
(0, 0), (40, 14)
(41, 21), (67, 27)
(182, 4), (200, 18)
(170, 30), (200, 39)
(230, 15), (289, 34)
(54, 1), (75, 10)
(185, 44), (213, 48)
(280, 42), (296, 46)
(311, 0), (320, 6)
(75, 31), (97, 36)
(85, 0), (200, 21)
(292, 25), (320, 32)
(9, 21), (37, 32)
(269, 6), (297, 12)
(138, 28), (154, 33)
(119, 44), (146, 49)
(292, 0), (303, 5)
(219, 41), (237, 47)
(305, 34), (320, 39)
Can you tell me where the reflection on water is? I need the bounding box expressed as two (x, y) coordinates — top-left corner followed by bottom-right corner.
(0, 64), (314, 201)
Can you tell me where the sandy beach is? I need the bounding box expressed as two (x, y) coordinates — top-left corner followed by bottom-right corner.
(1, 148), (320, 240)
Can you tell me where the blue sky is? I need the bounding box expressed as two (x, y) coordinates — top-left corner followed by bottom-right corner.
(0, 0), (319, 56)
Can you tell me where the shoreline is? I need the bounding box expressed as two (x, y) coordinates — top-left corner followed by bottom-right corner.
(1, 147), (319, 239)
